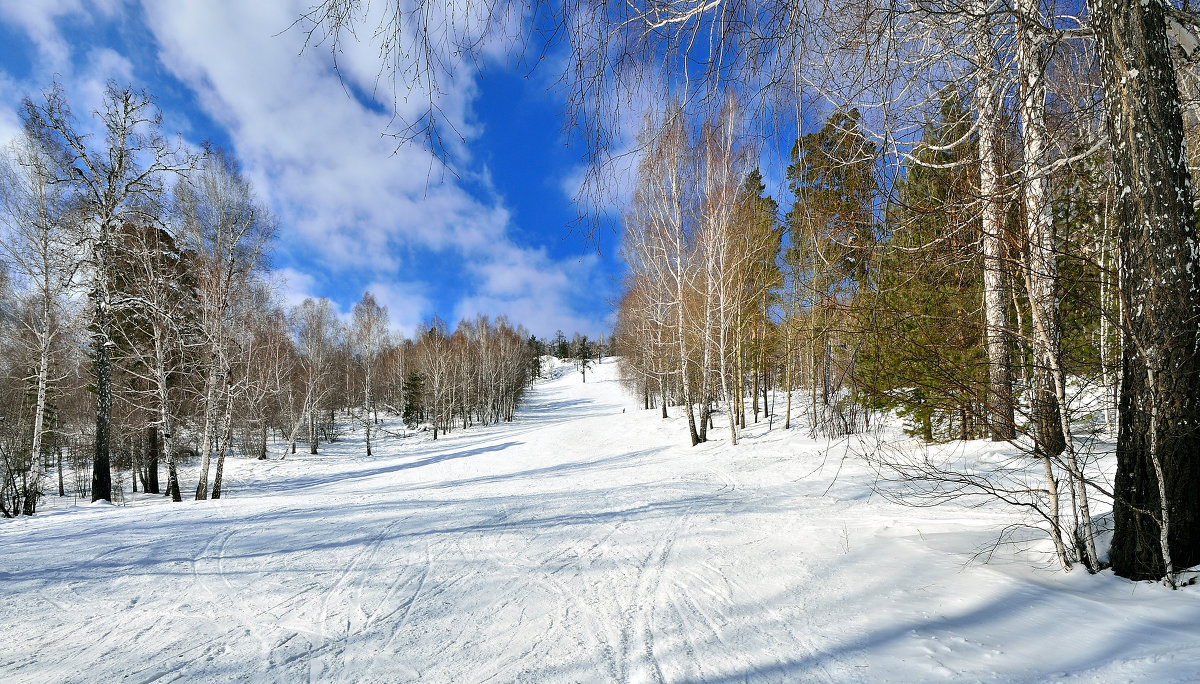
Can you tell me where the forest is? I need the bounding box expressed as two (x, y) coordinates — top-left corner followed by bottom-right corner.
(0, 82), (587, 516)
(3, 0), (1200, 599)
(561, 1), (1200, 587)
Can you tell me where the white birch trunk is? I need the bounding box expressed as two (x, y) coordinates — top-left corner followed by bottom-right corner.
(194, 353), (221, 500)
(972, 2), (1015, 441)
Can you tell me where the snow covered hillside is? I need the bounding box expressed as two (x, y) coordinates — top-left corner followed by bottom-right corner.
(2, 358), (1198, 683)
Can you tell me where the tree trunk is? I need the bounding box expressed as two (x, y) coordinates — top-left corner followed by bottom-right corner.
(677, 292), (699, 446)
(752, 333), (760, 422)
(659, 376), (668, 419)
(57, 445), (64, 497)
(1092, 0), (1200, 582)
(1042, 455), (1072, 571)
(25, 308), (50, 513)
(1017, 0), (1066, 464)
(310, 410), (319, 454)
(131, 434), (139, 494)
(91, 307), (113, 503)
(211, 385), (234, 500)
(145, 425), (160, 494)
(784, 340), (794, 430)
(972, 2), (1016, 441)
(364, 364), (373, 457)
(159, 357), (182, 502)
(195, 356), (221, 500)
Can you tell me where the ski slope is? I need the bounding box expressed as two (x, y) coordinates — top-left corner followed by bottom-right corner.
(2, 358), (1198, 683)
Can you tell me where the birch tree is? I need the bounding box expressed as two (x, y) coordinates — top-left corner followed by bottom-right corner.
(289, 297), (341, 454)
(22, 81), (190, 503)
(352, 291), (388, 456)
(969, 0), (1016, 441)
(0, 133), (78, 514)
(176, 150), (273, 499)
(1091, 0), (1200, 584)
(696, 97), (748, 445)
(630, 106), (703, 445)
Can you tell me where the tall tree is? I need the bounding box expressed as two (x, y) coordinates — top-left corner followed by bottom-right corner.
(859, 93), (986, 442)
(786, 109), (877, 436)
(289, 297), (341, 454)
(352, 291), (388, 456)
(1091, 1), (1200, 583)
(574, 334), (592, 382)
(176, 150), (273, 500)
(969, 0), (1015, 441)
(22, 81), (190, 502)
(107, 217), (199, 501)
(0, 132), (78, 514)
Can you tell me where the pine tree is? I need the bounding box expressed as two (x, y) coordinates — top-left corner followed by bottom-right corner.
(526, 335), (543, 382)
(552, 330), (569, 360)
(575, 335), (592, 382)
(402, 370), (424, 430)
(858, 94), (986, 441)
(786, 109), (877, 435)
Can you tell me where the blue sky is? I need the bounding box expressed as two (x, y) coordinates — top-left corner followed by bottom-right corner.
(0, 1), (621, 340)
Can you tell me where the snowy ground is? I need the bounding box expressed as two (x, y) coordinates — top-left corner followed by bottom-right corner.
(2, 358), (1198, 683)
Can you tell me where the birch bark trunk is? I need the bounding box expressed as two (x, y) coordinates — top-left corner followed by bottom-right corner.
(971, 0), (1015, 441)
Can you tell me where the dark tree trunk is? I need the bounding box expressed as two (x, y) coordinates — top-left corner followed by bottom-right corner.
(56, 445), (64, 497)
(1093, 0), (1200, 581)
(145, 425), (160, 494)
(91, 312), (113, 503)
(167, 458), (181, 501)
(310, 412), (318, 454)
(660, 377), (668, 419)
(762, 370), (769, 422)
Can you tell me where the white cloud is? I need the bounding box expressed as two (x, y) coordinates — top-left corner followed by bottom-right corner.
(142, 0), (608, 334)
(361, 280), (432, 338)
(0, 73), (21, 147)
(0, 0), (82, 71)
(0, 0), (612, 337)
(142, 1), (502, 266)
(273, 266), (319, 311)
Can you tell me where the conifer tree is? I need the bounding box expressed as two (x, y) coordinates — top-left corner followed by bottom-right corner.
(858, 94), (986, 441)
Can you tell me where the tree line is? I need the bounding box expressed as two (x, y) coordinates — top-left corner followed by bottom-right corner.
(587, 2), (1200, 585)
(0, 82), (546, 516)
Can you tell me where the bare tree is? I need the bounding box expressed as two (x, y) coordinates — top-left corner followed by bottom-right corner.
(968, 0), (1016, 442)
(415, 318), (453, 439)
(0, 133), (79, 514)
(175, 150), (273, 499)
(22, 81), (190, 503)
(696, 96), (749, 445)
(352, 291), (389, 456)
(625, 106), (703, 445)
(288, 297), (341, 455)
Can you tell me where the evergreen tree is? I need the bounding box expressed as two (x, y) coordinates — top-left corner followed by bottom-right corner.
(552, 329), (569, 359)
(575, 335), (592, 382)
(526, 335), (543, 382)
(787, 109), (878, 293)
(402, 370), (424, 429)
(785, 109), (877, 434)
(858, 94), (986, 441)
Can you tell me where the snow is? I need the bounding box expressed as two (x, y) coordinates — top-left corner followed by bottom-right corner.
(3, 358), (1199, 683)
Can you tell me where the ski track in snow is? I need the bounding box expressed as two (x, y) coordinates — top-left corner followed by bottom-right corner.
(3, 358), (1200, 683)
